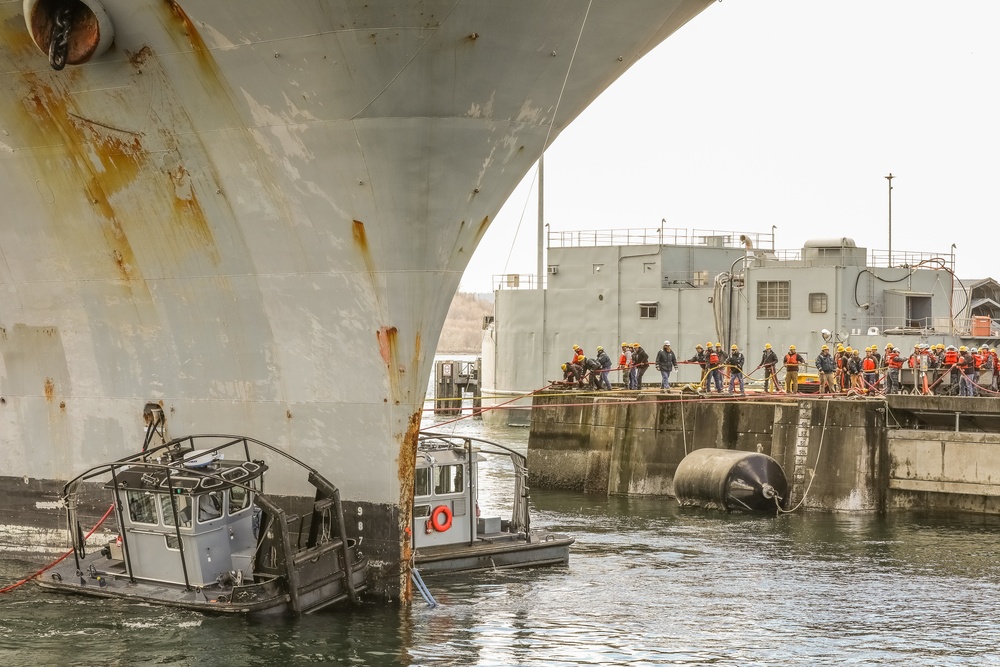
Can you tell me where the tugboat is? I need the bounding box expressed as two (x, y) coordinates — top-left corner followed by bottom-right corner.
(413, 432), (574, 575)
(36, 434), (367, 615)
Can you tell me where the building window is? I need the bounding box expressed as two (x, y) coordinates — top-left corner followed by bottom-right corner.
(693, 270), (709, 287)
(757, 281), (790, 319)
(639, 303), (658, 319)
(809, 292), (828, 313)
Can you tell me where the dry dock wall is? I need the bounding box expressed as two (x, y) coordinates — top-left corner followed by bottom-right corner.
(529, 393), (1000, 514)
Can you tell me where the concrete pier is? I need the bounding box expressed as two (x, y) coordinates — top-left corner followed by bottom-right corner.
(528, 391), (1000, 514)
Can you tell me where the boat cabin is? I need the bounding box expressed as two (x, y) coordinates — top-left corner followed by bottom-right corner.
(110, 452), (263, 587)
(411, 432), (572, 575)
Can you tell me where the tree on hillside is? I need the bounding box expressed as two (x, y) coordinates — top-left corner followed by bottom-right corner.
(437, 292), (493, 353)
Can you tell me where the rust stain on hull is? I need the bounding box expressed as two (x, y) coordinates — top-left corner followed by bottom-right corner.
(396, 410), (421, 602)
(44, 377), (55, 400)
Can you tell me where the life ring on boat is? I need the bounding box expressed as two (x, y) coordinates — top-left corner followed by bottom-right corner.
(430, 505), (453, 532)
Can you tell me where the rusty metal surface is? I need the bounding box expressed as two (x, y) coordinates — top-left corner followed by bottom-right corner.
(0, 0), (715, 594)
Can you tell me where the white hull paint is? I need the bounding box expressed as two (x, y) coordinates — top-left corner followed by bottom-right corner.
(0, 0), (713, 594)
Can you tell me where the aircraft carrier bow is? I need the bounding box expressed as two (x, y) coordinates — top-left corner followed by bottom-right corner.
(0, 0), (713, 596)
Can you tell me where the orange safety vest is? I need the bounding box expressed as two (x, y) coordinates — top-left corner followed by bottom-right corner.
(944, 350), (959, 365)
(862, 357), (876, 372)
(709, 351), (719, 364)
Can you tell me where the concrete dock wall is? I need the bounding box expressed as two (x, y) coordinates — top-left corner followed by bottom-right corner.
(528, 392), (1000, 514)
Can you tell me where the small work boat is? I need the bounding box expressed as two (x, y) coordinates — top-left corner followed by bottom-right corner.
(37, 434), (367, 615)
(413, 432), (574, 575)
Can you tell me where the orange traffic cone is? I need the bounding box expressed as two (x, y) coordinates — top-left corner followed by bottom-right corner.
(922, 374), (930, 395)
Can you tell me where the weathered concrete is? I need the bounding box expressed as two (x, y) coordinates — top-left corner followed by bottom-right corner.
(528, 392), (1000, 515)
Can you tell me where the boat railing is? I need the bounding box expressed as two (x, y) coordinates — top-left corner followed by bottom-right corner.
(418, 431), (530, 534)
(546, 227), (776, 251)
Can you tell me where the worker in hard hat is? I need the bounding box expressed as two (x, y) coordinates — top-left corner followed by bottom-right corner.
(689, 344), (709, 389)
(632, 342), (649, 389)
(783, 345), (804, 394)
(728, 344), (746, 395)
(714, 343), (729, 391)
(619, 342), (633, 389)
(816, 344), (837, 394)
(655, 341), (678, 390)
(705, 343), (723, 393)
(884, 343), (903, 394)
(596, 345), (613, 390)
(958, 345), (975, 396)
(760, 343), (779, 393)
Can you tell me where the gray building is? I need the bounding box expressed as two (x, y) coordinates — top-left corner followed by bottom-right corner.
(483, 227), (997, 403)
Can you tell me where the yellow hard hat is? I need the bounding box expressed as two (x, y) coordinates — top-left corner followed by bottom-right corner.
(621, 342), (628, 347)
(937, 344), (945, 350)
(789, 345), (796, 350)
(633, 342), (640, 347)
(715, 342), (722, 347)
(573, 344), (580, 350)
(731, 344), (739, 350)
(596, 345), (604, 352)
(886, 343), (894, 348)
(764, 343), (772, 349)
(706, 341), (713, 347)
(837, 344), (845, 351)
(960, 346), (968, 352)
(696, 344), (703, 349)
(846, 347), (853, 353)
(561, 363), (567, 371)
(821, 344), (829, 350)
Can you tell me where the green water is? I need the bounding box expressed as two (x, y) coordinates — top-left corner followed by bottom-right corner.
(3, 419), (1000, 666)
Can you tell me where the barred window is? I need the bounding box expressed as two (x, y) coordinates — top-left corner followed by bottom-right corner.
(757, 281), (790, 319)
(809, 292), (828, 314)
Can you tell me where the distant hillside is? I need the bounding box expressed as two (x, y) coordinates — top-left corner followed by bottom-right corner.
(437, 292), (494, 353)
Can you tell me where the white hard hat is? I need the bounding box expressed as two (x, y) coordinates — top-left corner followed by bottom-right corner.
(664, 340), (671, 346)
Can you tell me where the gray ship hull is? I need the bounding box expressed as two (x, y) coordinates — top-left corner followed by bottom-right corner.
(0, 0), (712, 596)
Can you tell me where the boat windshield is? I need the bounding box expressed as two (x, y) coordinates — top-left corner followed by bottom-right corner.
(434, 464), (464, 495)
(160, 494), (193, 527)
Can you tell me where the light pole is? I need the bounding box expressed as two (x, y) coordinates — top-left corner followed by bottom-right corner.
(885, 172), (894, 267)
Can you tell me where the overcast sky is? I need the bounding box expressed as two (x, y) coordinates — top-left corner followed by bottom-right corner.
(460, 1), (1000, 293)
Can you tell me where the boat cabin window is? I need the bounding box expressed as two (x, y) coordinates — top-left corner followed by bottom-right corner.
(413, 504), (431, 518)
(127, 490), (158, 525)
(198, 491), (224, 523)
(434, 464), (464, 495)
(414, 468), (431, 497)
(229, 485), (252, 514)
(160, 494), (192, 528)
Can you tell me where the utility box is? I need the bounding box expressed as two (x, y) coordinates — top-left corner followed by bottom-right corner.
(972, 316), (991, 337)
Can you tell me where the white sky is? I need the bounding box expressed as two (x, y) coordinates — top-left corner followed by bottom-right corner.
(460, 1), (1000, 293)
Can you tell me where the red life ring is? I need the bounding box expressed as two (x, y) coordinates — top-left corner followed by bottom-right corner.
(430, 505), (453, 532)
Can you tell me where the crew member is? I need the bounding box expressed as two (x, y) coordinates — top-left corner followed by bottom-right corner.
(862, 348), (878, 395)
(706, 342), (722, 393)
(596, 345), (613, 390)
(689, 344), (708, 388)
(816, 344), (837, 393)
(619, 343), (633, 389)
(728, 344), (746, 395)
(783, 345), (804, 394)
(760, 343), (779, 393)
(632, 342), (649, 389)
(885, 343), (903, 395)
(655, 341), (678, 390)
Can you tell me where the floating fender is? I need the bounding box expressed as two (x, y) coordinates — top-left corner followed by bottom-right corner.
(23, 0), (115, 69)
(673, 448), (788, 513)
